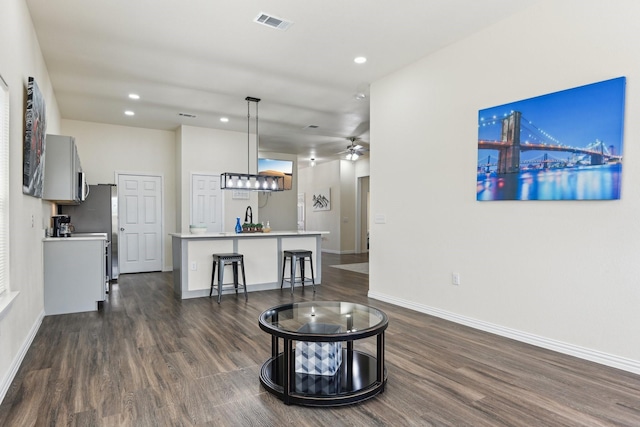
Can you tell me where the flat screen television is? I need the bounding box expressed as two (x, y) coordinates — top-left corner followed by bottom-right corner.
(258, 158), (293, 190)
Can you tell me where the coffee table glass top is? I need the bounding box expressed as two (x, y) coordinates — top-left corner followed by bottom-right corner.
(259, 301), (388, 340)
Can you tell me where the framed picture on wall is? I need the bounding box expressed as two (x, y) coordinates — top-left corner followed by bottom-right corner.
(23, 76), (47, 198)
(312, 188), (331, 211)
(477, 77), (625, 201)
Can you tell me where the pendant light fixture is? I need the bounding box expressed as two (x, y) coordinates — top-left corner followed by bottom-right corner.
(221, 97), (285, 191)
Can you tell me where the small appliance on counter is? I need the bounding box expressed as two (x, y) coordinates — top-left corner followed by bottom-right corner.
(52, 214), (72, 237)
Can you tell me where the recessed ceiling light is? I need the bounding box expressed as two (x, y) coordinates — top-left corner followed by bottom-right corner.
(128, 93), (140, 100)
(220, 117), (229, 123)
(124, 110), (135, 116)
(354, 56), (367, 64)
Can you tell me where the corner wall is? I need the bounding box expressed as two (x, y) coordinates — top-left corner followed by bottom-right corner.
(61, 120), (177, 271)
(299, 159), (362, 253)
(0, 0), (61, 402)
(298, 161), (341, 252)
(370, 0), (640, 372)
(177, 125), (258, 233)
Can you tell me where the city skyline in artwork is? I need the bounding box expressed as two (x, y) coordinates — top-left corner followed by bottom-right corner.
(23, 77), (46, 198)
(477, 77), (626, 201)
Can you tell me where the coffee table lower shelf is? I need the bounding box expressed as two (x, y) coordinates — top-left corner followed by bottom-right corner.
(259, 349), (387, 407)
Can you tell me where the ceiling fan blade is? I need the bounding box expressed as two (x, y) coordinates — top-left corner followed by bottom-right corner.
(350, 121), (370, 139)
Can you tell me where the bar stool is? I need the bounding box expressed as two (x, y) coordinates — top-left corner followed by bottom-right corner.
(210, 253), (248, 304)
(280, 249), (315, 294)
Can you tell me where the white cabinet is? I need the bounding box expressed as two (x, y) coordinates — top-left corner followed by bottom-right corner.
(43, 134), (85, 204)
(43, 237), (106, 315)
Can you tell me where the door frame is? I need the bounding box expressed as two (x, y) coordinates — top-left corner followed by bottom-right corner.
(115, 171), (165, 273)
(189, 171), (225, 232)
(355, 175), (370, 254)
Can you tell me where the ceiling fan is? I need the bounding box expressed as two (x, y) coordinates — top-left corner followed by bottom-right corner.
(339, 137), (369, 161)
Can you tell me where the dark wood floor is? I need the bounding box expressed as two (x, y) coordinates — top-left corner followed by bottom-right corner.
(1, 253), (639, 426)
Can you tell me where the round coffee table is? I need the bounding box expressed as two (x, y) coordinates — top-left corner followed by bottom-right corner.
(258, 301), (388, 406)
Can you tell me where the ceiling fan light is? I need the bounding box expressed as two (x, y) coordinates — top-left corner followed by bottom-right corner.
(352, 153), (359, 161)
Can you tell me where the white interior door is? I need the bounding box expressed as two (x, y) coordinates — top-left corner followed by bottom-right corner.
(118, 173), (163, 274)
(191, 174), (222, 232)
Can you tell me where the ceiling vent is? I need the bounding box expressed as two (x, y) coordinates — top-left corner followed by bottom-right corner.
(254, 12), (293, 31)
(304, 125), (319, 129)
(178, 112), (197, 118)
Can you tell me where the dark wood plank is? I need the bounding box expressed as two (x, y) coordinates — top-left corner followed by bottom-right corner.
(1, 252), (640, 426)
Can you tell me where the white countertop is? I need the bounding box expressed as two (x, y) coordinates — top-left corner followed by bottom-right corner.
(43, 232), (108, 242)
(170, 230), (329, 239)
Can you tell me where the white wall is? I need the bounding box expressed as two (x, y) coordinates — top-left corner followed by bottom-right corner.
(0, 0), (61, 402)
(177, 125), (258, 233)
(298, 160), (341, 252)
(370, 0), (640, 372)
(61, 119), (177, 271)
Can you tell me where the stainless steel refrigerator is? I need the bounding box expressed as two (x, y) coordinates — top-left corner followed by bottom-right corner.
(60, 184), (118, 280)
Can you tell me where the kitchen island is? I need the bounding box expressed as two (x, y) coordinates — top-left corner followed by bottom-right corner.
(170, 231), (328, 299)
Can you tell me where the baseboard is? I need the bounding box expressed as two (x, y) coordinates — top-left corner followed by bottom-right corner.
(368, 291), (640, 375)
(0, 309), (44, 404)
(321, 249), (356, 255)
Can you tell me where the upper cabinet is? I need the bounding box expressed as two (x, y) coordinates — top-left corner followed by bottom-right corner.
(43, 134), (87, 204)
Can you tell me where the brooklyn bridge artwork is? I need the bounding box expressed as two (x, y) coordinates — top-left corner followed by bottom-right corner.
(477, 77), (625, 201)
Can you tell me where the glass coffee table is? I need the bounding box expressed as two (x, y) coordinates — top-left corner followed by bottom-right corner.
(258, 301), (388, 406)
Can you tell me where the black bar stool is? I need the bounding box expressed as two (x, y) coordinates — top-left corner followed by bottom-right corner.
(280, 249), (315, 294)
(210, 253), (248, 304)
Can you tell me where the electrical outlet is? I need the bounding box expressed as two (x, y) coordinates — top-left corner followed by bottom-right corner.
(452, 272), (460, 285)
(190, 261), (197, 271)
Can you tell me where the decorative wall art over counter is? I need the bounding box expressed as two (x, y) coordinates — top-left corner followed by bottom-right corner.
(312, 188), (331, 211)
(23, 77), (47, 198)
(477, 77), (626, 201)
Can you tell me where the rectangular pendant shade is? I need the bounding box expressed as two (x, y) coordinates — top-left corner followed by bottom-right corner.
(220, 172), (285, 192)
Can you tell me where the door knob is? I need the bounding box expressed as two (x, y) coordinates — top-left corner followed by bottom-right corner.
(120, 227), (125, 231)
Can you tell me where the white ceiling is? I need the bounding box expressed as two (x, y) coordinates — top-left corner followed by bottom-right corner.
(25, 0), (536, 163)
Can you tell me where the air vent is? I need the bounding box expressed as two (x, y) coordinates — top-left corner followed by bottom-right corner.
(254, 12), (293, 31)
(178, 112), (197, 118)
(305, 125), (319, 129)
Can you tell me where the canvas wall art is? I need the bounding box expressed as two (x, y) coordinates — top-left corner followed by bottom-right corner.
(477, 77), (625, 201)
(312, 188), (331, 211)
(23, 77), (47, 198)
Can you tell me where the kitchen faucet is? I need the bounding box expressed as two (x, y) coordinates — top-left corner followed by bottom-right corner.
(244, 206), (253, 224)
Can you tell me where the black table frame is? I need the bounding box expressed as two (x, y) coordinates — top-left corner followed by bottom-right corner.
(258, 302), (388, 406)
